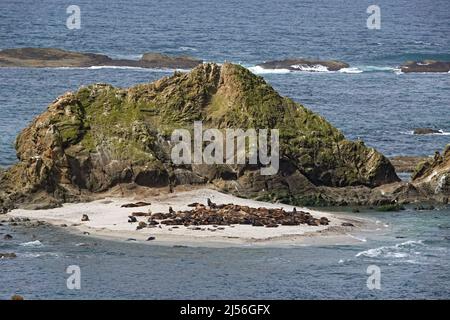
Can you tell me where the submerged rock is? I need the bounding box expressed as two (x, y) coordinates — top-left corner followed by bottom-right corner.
(0, 252), (17, 259)
(0, 48), (203, 69)
(400, 60), (450, 73)
(257, 58), (350, 71)
(0, 63), (399, 209)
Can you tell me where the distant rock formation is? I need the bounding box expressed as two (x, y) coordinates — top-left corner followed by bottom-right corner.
(400, 60), (450, 73)
(0, 48), (203, 69)
(413, 128), (443, 135)
(0, 63), (400, 211)
(257, 59), (350, 71)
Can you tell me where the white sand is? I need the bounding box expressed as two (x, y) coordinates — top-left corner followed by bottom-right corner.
(8, 188), (373, 247)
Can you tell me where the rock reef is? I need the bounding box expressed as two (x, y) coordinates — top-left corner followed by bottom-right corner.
(0, 63), (402, 211)
(413, 128), (444, 135)
(257, 59), (349, 71)
(0, 48), (202, 69)
(400, 60), (450, 73)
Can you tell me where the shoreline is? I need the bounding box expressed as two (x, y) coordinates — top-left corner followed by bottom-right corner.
(6, 189), (379, 248)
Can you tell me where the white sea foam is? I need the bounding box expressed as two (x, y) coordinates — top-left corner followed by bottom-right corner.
(249, 64), (399, 75)
(19, 240), (44, 247)
(355, 240), (424, 258)
(394, 67), (404, 75)
(20, 252), (59, 258)
(339, 67), (363, 74)
(401, 130), (450, 136)
(361, 66), (395, 72)
(87, 66), (148, 70)
(179, 46), (198, 51)
(290, 64), (330, 72)
(248, 66), (291, 74)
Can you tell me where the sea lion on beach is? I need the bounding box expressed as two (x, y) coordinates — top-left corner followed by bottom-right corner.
(121, 201), (151, 208)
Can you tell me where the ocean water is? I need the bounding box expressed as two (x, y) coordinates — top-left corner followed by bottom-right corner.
(0, 0), (449, 299)
(1, 208), (449, 299)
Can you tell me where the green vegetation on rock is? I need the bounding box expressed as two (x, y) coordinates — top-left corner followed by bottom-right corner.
(0, 63), (400, 210)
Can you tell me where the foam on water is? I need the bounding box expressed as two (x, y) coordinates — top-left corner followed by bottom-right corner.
(401, 130), (450, 136)
(355, 240), (424, 259)
(338, 67), (363, 74)
(248, 65), (291, 74)
(290, 64), (330, 72)
(19, 240), (44, 247)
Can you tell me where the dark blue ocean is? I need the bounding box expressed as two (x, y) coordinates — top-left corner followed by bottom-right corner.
(0, 0), (449, 299)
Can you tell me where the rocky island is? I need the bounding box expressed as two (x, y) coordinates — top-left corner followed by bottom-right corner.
(0, 62), (401, 212)
(0, 48), (203, 69)
(400, 60), (450, 73)
(1, 62), (449, 245)
(257, 58), (350, 71)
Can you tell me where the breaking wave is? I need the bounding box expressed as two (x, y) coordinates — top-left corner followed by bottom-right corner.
(290, 64), (330, 72)
(247, 65), (291, 74)
(401, 130), (450, 136)
(248, 65), (400, 75)
(19, 240), (44, 247)
(355, 240), (424, 259)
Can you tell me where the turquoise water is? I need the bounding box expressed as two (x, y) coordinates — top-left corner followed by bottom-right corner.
(0, 0), (449, 299)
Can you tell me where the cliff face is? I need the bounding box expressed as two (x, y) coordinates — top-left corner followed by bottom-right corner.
(0, 63), (400, 210)
(411, 145), (450, 200)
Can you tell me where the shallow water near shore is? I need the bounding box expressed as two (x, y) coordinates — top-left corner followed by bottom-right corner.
(1, 207), (449, 299)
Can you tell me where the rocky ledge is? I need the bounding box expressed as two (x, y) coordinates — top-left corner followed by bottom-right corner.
(0, 62), (404, 212)
(0, 48), (203, 69)
(400, 60), (450, 73)
(411, 145), (450, 199)
(257, 59), (350, 71)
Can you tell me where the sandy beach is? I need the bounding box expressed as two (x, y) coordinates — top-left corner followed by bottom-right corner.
(6, 188), (375, 247)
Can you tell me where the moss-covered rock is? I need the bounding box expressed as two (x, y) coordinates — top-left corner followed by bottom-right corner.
(0, 63), (400, 209)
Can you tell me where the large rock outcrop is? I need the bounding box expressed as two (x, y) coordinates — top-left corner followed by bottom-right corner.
(0, 63), (400, 211)
(0, 48), (202, 69)
(411, 145), (450, 202)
